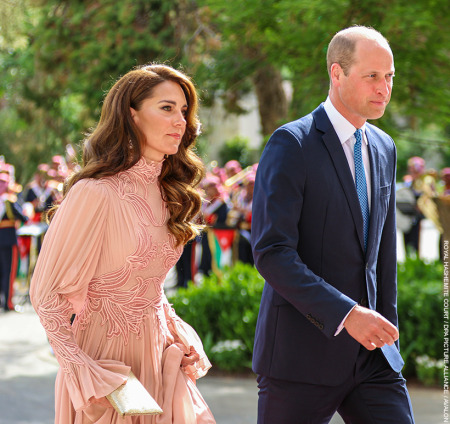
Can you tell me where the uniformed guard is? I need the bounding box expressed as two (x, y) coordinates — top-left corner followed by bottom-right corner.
(0, 171), (28, 311)
(24, 164), (58, 223)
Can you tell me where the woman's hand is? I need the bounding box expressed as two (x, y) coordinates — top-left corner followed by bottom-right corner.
(89, 396), (113, 408)
(181, 345), (200, 367)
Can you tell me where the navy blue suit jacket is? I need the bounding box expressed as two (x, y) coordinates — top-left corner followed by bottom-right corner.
(251, 104), (404, 386)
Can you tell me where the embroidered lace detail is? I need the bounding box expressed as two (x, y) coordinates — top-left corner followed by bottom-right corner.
(77, 228), (172, 344)
(132, 157), (163, 183)
(79, 271), (164, 344)
(77, 162), (180, 344)
(102, 159), (167, 227)
(163, 232), (183, 270)
(37, 293), (84, 372)
(107, 158), (163, 196)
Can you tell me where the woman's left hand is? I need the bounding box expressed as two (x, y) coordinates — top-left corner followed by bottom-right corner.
(181, 345), (200, 367)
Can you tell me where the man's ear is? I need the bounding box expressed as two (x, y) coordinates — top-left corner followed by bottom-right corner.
(330, 63), (343, 86)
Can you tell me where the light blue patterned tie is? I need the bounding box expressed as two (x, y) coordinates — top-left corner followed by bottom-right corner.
(354, 129), (370, 251)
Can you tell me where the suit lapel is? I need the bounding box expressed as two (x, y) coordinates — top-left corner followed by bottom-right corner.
(313, 106), (365, 252)
(366, 126), (380, 259)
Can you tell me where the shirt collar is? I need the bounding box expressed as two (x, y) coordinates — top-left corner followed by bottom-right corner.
(323, 97), (367, 146)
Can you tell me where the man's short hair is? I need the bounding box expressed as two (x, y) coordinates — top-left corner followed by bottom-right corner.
(326, 26), (391, 77)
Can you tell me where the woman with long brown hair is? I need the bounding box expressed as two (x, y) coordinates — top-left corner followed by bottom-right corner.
(30, 64), (215, 423)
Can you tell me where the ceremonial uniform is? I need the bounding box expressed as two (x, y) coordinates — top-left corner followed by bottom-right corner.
(24, 181), (56, 223)
(0, 193), (28, 310)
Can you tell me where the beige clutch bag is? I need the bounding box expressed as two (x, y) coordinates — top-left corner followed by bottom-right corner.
(106, 371), (163, 417)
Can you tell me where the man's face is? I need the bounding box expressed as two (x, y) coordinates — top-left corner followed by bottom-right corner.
(331, 38), (395, 128)
(204, 184), (219, 199)
(408, 161), (424, 178)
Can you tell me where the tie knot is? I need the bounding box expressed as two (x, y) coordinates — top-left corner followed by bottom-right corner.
(354, 129), (362, 144)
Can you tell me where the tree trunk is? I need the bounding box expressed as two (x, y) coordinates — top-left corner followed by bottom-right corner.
(252, 64), (288, 137)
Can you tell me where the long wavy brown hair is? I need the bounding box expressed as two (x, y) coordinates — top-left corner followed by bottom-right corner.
(48, 64), (205, 246)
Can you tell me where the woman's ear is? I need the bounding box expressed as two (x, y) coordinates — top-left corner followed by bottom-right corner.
(130, 107), (137, 122)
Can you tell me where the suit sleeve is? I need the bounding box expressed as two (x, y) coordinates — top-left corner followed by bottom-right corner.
(376, 140), (399, 330)
(251, 128), (357, 338)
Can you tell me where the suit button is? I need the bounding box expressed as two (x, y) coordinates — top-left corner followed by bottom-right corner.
(360, 298), (368, 307)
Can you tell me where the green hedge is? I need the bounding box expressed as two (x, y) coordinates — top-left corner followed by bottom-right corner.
(169, 262), (264, 371)
(169, 258), (444, 382)
(397, 256), (443, 382)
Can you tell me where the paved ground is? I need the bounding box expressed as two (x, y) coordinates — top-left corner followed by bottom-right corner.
(0, 306), (443, 424)
(0, 219), (443, 422)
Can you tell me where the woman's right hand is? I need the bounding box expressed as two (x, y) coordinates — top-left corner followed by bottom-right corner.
(89, 396), (113, 408)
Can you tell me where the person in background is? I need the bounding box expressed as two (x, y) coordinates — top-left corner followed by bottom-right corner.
(0, 170), (28, 311)
(197, 175), (231, 277)
(226, 172), (255, 265)
(437, 167), (450, 260)
(201, 175), (231, 228)
(441, 167), (450, 196)
(223, 160), (243, 204)
(24, 164), (59, 224)
(30, 64), (215, 423)
(251, 26), (414, 423)
(401, 156), (428, 253)
(224, 160), (242, 181)
(175, 238), (196, 289)
(47, 155), (70, 189)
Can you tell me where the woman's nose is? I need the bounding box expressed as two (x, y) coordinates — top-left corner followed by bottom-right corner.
(174, 111), (186, 127)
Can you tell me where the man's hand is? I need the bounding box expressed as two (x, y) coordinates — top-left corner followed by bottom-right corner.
(344, 305), (399, 350)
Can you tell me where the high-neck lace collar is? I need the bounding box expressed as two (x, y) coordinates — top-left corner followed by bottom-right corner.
(127, 157), (164, 184)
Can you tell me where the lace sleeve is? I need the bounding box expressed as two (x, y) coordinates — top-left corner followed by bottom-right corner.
(30, 180), (130, 411)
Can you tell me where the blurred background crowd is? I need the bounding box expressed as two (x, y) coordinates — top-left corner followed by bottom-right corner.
(1, 1), (448, 314)
(397, 156), (450, 260)
(0, 152), (261, 311)
(1, 150), (449, 313)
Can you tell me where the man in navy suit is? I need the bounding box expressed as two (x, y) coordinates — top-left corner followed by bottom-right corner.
(251, 26), (414, 423)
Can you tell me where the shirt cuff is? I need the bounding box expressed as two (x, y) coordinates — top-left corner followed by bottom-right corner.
(334, 305), (358, 336)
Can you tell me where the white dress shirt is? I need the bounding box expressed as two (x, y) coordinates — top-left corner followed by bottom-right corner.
(323, 97), (372, 335)
(323, 97), (371, 210)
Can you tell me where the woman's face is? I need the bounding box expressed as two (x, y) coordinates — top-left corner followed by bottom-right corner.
(131, 80), (188, 162)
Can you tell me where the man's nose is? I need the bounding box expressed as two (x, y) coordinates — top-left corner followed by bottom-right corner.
(377, 79), (391, 96)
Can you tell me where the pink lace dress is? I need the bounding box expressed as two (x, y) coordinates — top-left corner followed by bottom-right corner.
(30, 158), (215, 424)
